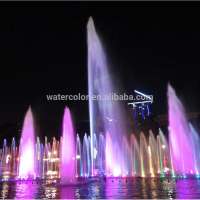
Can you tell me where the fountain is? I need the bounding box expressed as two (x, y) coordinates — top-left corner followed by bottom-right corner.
(18, 107), (36, 180)
(168, 84), (200, 176)
(60, 107), (76, 183)
(0, 87), (199, 180)
(87, 17), (128, 177)
(0, 18), (199, 184)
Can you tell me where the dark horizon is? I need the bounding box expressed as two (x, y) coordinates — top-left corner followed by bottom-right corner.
(0, 2), (200, 140)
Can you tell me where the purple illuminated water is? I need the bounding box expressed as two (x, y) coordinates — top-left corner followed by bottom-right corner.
(1, 17), (200, 193)
(60, 107), (76, 183)
(1, 178), (200, 199)
(168, 84), (200, 175)
(18, 107), (36, 179)
(87, 17), (128, 177)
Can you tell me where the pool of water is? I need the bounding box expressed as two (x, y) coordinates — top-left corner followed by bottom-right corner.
(1, 178), (200, 199)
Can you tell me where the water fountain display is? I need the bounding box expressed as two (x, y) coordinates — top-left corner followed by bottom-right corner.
(168, 84), (200, 177)
(0, 84), (199, 181)
(60, 107), (76, 183)
(18, 107), (36, 180)
(87, 17), (128, 177)
(0, 17), (199, 186)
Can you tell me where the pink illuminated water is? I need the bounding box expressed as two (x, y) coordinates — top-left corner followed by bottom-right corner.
(3, 18), (200, 182)
(60, 107), (76, 183)
(18, 107), (36, 179)
(168, 84), (196, 175)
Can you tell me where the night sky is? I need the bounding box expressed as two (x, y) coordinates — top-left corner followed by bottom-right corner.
(0, 2), (199, 140)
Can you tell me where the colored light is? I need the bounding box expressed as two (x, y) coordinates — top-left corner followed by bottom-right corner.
(18, 107), (36, 180)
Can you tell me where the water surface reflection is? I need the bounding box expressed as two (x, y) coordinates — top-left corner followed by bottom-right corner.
(0, 178), (199, 199)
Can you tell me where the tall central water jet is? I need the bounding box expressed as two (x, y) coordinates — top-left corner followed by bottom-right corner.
(87, 17), (128, 176)
(168, 84), (196, 175)
(60, 107), (76, 183)
(18, 107), (36, 179)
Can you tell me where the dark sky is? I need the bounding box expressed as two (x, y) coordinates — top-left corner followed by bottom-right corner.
(0, 2), (200, 139)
